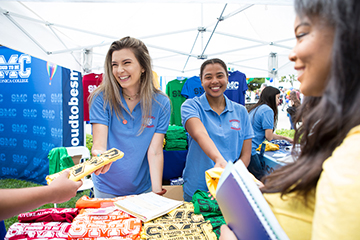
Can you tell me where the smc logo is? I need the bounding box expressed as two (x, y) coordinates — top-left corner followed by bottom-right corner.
(23, 139), (37, 149)
(0, 54), (31, 79)
(33, 126), (46, 135)
(88, 85), (98, 93)
(227, 81), (239, 90)
(24, 170), (38, 179)
(11, 94), (27, 103)
(33, 157), (47, 167)
(51, 93), (62, 103)
(12, 124), (27, 133)
(2, 167), (18, 176)
(0, 138), (17, 147)
(42, 109), (55, 120)
(23, 109), (37, 118)
(0, 108), (16, 117)
(42, 142), (55, 152)
(13, 154), (28, 164)
(51, 128), (62, 138)
(33, 94), (46, 103)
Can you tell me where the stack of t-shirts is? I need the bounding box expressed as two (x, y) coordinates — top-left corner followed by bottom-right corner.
(140, 202), (217, 240)
(164, 125), (187, 151)
(5, 208), (79, 240)
(192, 190), (226, 239)
(68, 207), (142, 240)
(70, 195), (142, 240)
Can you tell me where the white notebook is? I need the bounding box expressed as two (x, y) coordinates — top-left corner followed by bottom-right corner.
(114, 192), (183, 222)
(216, 160), (289, 240)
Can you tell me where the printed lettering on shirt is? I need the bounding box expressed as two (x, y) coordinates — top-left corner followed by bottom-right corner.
(193, 87), (204, 95)
(229, 119), (241, 130)
(172, 90), (182, 98)
(145, 116), (155, 128)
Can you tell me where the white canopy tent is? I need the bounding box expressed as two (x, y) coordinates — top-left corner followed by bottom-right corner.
(0, 1), (297, 80)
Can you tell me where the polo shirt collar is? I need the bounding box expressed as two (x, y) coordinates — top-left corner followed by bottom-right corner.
(200, 93), (234, 113)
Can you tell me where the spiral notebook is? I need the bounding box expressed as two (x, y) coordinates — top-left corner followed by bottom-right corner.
(216, 161), (289, 240)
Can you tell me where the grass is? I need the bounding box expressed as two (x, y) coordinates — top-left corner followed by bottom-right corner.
(275, 129), (295, 139)
(0, 178), (90, 230)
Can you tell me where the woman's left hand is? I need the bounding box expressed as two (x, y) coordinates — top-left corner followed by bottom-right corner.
(93, 162), (112, 175)
(214, 159), (228, 169)
(219, 225), (237, 240)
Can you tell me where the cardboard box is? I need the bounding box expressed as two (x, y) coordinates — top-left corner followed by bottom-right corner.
(163, 185), (184, 201)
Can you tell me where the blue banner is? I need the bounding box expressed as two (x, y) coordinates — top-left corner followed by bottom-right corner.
(0, 46), (83, 184)
(62, 68), (84, 147)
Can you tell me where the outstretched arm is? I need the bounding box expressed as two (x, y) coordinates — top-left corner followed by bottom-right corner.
(0, 170), (82, 221)
(265, 129), (293, 143)
(185, 117), (227, 168)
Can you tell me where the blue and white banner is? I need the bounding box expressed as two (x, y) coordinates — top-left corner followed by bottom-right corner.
(62, 68), (84, 148)
(0, 46), (83, 184)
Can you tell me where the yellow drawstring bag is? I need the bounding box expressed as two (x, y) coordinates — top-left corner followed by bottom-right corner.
(256, 142), (279, 152)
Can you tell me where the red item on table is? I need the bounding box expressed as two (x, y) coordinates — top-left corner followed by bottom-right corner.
(5, 222), (71, 240)
(18, 208), (78, 223)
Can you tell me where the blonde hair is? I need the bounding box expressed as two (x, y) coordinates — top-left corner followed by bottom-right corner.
(89, 36), (164, 134)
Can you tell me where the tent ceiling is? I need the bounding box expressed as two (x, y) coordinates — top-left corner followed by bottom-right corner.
(0, 1), (296, 78)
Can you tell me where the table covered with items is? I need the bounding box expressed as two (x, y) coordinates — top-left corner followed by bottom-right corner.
(4, 190), (225, 240)
(257, 140), (296, 175)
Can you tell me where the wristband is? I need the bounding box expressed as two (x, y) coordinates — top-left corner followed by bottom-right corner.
(155, 188), (167, 196)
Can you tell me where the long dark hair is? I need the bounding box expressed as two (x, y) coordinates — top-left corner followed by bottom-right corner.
(262, 0), (360, 199)
(248, 86), (280, 129)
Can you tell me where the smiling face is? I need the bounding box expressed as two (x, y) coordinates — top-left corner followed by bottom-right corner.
(275, 93), (280, 106)
(201, 63), (228, 99)
(289, 16), (334, 96)
(112, 48), (144, 91)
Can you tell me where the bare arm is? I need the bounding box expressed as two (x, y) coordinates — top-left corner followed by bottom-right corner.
(265, 129), (293, 143)
(147, 133), (165, 194)
(91, 123), (112, 175)
(238, 139), (252, 167)
(0, 170), (82, 221)
(185, 117), (227, 168)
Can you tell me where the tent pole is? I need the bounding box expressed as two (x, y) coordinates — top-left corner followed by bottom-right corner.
(2, 11), (48, 54)
(200, 3), (227, 58)
(182, 31), (200, 72)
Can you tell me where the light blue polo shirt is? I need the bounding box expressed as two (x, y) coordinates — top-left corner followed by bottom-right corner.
(90, 91), (170, 196)
(181, 93), (254, 197)
(249, 104), (274, 155)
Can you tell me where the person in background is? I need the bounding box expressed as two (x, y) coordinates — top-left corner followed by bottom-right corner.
(247, 86), (293, 180)
(287, 90), (301, 129)
(181, 58), (254, 202)
(221, 0), (360, 239)
(260, 83), (268, 93)
(0, 170), (82, 221)
(89, 36), (171, 198)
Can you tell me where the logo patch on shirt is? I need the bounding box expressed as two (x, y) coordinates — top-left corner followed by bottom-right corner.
(145, 116), (155, 128)
(229, 119), (241, 130)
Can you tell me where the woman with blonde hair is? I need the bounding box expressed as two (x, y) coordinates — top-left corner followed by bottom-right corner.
(89, 36), (170, 198)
